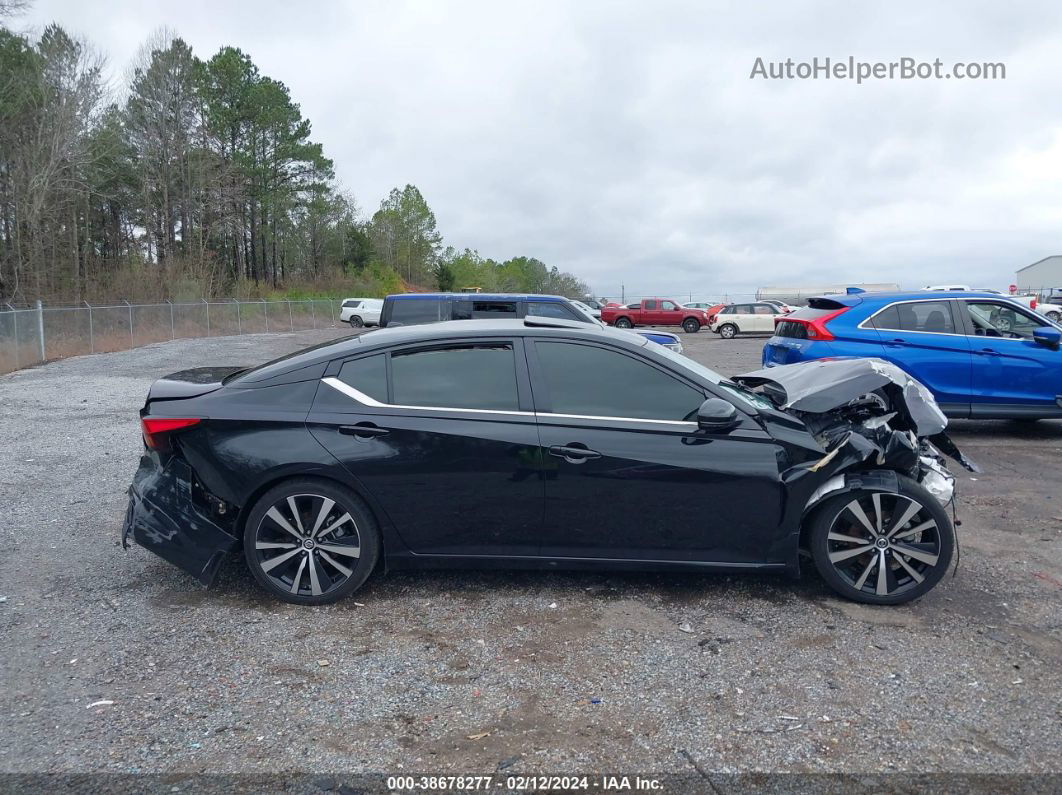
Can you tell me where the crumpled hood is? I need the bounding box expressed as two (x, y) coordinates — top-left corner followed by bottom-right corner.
(733, 357), (948, 437)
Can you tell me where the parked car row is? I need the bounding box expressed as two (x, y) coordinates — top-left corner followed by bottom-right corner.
(335, 288), (1060, 420)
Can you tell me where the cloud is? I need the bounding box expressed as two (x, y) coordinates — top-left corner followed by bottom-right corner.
(21, 0), (1062, 299)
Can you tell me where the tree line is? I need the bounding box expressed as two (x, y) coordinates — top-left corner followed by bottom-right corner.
(0, 11), (589, 304)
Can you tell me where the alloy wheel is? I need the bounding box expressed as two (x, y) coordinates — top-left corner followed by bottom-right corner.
(252, 493), (361, 597)
(826, 492), (943, 598)
(719, 324), (736, 339)
(350, 316), (364, 328)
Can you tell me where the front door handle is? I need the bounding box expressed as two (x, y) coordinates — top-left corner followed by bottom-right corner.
(339, 424), (390, 439)
(548, 444), (602, 463)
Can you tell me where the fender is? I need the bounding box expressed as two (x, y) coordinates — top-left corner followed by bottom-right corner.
(802, 469), (901, 518)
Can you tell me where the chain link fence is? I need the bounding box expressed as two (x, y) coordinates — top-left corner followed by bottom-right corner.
(0, 299), (342, 375)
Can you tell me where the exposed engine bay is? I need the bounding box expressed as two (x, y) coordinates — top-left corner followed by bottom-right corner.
(734, 358), (979, 508)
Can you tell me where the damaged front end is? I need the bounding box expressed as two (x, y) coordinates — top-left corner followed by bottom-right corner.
(733, 357), (977, 512)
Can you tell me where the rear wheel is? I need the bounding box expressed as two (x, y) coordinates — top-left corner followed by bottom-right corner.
(809, 477), (953, 605)
(243, 479), (379, 605)
(614, 317), (633, 329)
(349, 316), (364, 328)
(682, 318), (701, 334)
(1046, 309), (1060, 323)
(717, 323), (737, 339)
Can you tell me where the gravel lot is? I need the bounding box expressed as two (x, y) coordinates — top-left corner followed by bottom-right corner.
(1, 326), (1060, 778)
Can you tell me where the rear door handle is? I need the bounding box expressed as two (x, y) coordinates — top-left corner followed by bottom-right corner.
(339, 424), (390, 438)
(548, 445), (602, 463)
(978, 348), (1002, 357)
(884, 338), (905, 347)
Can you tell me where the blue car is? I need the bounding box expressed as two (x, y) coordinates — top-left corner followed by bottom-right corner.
(380, 292), (685, 353)
(762, 291), (1062, 419)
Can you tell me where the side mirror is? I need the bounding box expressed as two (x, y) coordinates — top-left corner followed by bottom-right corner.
(1033, 326), (1061, 350)
(697, 398), (740, 431)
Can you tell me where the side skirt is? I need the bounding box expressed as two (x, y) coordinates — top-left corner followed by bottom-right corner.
(385, 552), (790, 575)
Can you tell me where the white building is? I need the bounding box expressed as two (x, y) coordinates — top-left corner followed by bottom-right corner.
(1016, 256), (1062, 292)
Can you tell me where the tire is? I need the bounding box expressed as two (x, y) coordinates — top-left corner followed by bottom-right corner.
(996, 315), (1012, 333)
(349, 316), (364, 328)
(809, 476), (954, 605)
(614, 317), (633, 329)
(243, 478), (380, 605)
(717, 323), (737, 339)
(682, 318), (701, 334)
(1046, 310), (1060, 323)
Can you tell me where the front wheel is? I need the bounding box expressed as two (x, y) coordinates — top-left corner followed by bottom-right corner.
(717, 323), (737, 339)
(614, 317), (633, 329)
(809, 476), (953, 605)
(1046, 310), (1061, 323)
(682, 318), (701, 334)
(243, 479), (380, 605)
(349, 316), (364, 328)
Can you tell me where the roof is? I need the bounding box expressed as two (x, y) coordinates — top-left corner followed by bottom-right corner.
(1017, 255), (1062, 274)
(385, 292), (569, 301)
(810, 290), (1010, 307)
(236, 319), (644, 384)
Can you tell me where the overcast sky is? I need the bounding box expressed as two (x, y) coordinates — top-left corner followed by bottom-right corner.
(18, 0), (1062, 298)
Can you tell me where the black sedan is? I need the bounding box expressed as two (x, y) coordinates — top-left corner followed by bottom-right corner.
(123, 317), (967, 606)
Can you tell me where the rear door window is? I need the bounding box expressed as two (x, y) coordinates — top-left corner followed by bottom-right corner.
(872, 301), (955, 334)
(391, 344), (520, 411)
(389, 298), (446, 326)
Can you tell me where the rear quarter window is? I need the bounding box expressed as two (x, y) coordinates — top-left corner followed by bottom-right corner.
(338, 354), (388, 402)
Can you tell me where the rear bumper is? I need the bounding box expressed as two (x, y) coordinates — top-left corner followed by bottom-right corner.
(122, 454), (240, 586)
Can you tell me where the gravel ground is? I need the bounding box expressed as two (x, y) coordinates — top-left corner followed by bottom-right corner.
(1, 326), (1060, 778)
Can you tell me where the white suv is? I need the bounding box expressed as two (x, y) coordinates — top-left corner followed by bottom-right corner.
(339, 298), (382, 328)
(713, 302), (785, 339)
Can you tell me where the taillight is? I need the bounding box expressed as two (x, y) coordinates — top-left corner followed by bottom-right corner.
(779, 306), (850, 341)
(142, 417), (201, 450)
(1031, 298), (1037, 309)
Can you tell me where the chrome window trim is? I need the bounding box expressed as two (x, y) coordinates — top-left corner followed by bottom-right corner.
(858, 297), (1048, 341)
(322, 377), (533, 417)
(537, 412), (697, 428)
(857, 298), (966, 338)
(323, 377), (698, 427)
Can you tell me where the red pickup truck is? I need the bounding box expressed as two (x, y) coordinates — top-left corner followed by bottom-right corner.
(601, 298), (710, 333)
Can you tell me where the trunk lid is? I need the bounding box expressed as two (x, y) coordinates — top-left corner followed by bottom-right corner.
(146, 366), (247, 404)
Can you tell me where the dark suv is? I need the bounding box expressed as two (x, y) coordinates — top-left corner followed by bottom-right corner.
(380, 293), (592, 327)
(379, 293), (685, 352)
